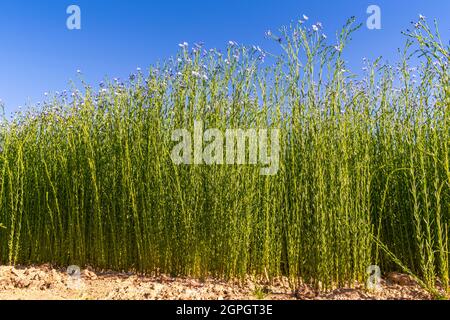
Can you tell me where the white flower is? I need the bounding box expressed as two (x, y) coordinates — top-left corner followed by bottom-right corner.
(419, 14), (426, 21)
(334, 45), (341, 52)
(303, 14), (309, 21)
(136, 67), (141, 72)
(312, 25), (319, 32)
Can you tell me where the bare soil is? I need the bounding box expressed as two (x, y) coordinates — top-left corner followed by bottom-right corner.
(0, 265), (442, 300)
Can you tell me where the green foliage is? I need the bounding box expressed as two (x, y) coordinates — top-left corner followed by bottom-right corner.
(0, 17), (448, 294)
(253, 286), (268, 300)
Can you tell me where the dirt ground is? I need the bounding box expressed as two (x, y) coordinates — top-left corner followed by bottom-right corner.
(0, 265), (443, 300)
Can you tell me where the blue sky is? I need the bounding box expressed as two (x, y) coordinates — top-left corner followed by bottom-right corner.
(0, 0), (449, 115)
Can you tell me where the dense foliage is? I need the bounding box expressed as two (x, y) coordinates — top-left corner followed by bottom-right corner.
(0, 17), (448, 294)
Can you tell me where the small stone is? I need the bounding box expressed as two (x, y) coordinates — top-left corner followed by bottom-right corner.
(386, 272), (416, 286)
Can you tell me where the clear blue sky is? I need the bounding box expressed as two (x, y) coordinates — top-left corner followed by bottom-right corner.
(1, 0), (449, 115)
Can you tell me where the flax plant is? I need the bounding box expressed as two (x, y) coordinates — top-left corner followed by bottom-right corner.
(0, 16), (448, 295)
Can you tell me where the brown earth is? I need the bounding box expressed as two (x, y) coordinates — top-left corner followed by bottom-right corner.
(0, 265), (444, 300)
